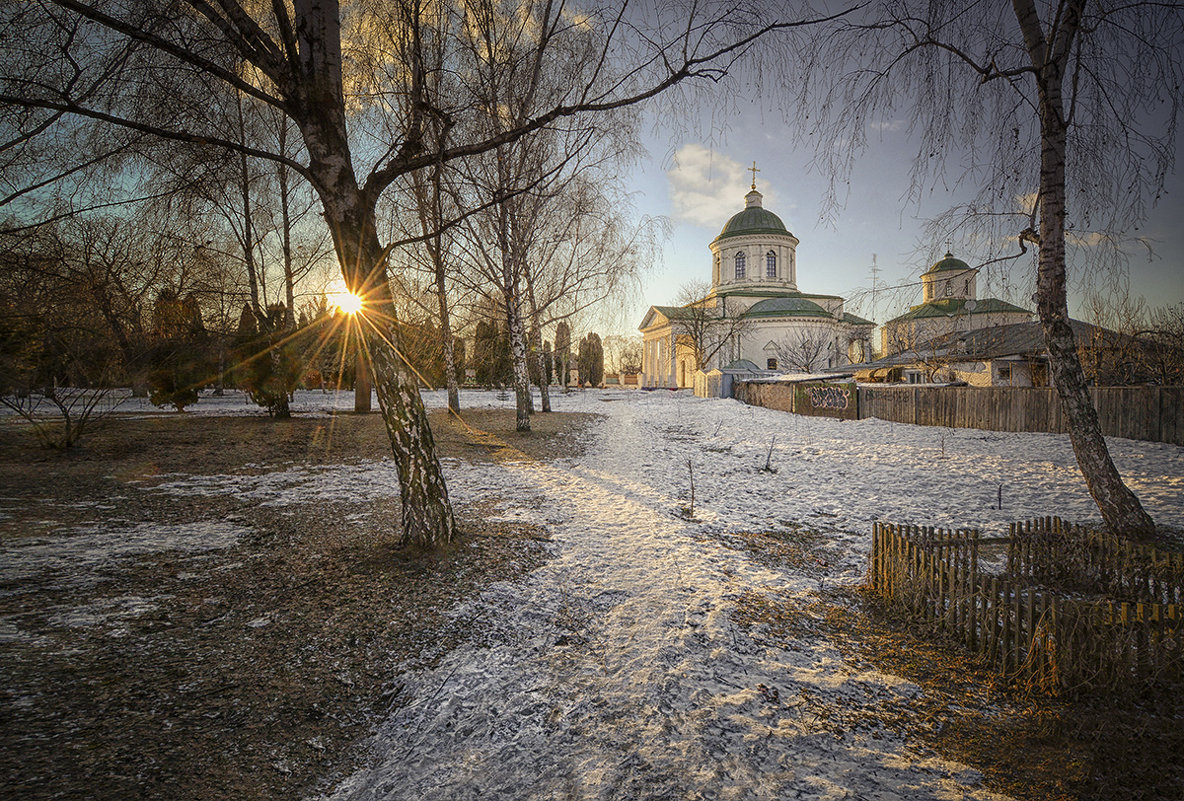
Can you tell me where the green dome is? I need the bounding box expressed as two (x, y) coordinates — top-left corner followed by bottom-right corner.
(744, 296), (830, 318)
(713, 189), (791, 242)
(715, 207), (789, 240)
(924, 252), (973, 275)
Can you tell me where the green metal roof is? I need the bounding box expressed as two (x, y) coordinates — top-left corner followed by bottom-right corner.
(923, 252), (973, 275)
(743, 296), (831, 318)
(715, 288), (842, 301)
(842, 311), (876, 327)
(713, 207), (791, 242)
(884, 297), (1031, 324)
(724, 359), (762, 371)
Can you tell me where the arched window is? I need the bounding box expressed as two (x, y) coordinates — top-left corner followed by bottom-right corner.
(734, 251), (746, 279)
(766, 250), (777, 278)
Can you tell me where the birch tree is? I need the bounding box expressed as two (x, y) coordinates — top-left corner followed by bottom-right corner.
(802, 0), (1181, 538)
(2, 0), (835, 547)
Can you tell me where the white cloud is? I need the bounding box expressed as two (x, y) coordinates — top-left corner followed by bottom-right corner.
(666, 144), (780, 229)
(1066, 231), (1112, 248)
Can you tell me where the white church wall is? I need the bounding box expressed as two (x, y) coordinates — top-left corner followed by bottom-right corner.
(710, 231), (800, 293)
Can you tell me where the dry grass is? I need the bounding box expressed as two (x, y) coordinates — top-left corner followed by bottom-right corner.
(0, 406), (596, 801)
(727, 529), (1184, 801)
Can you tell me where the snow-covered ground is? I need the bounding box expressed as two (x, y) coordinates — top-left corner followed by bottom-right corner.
(10, 387), (1184, 798)
(310, 390), (1178, 801)
(144, 387), (1182, 800)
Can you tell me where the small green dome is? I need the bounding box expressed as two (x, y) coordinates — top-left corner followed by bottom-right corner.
(924, 252), (973, 275)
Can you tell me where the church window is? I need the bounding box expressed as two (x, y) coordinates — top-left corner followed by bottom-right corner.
(964, 278), (970, 295)
(766, 250), (777, 278)
(767, 358), (778, 370)
(945, 281), (952, 296)
(734, 251), (746, 279)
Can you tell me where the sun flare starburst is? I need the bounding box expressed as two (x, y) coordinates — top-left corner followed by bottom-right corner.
(335, 292), (364, 315)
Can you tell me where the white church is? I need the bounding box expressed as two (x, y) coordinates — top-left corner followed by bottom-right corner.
(639, 175), (874, 389)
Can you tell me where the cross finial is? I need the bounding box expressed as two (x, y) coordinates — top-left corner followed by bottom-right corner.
(749, 161), (760, 190)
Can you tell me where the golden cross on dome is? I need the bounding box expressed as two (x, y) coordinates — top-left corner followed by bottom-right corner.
(749, 161), (760, 190)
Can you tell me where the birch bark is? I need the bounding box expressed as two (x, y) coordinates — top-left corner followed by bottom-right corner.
(1013, 0), (1155, 538)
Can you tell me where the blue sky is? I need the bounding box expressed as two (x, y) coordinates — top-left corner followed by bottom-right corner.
(614, 119), (1184, 338)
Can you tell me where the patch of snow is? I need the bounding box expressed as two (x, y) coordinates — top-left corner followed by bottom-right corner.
(48, 594), (169, 628)
(0, 521), (250, 595)
(0, 617), (48, 646)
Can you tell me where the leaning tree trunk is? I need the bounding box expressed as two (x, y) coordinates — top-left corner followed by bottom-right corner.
(325, 200), (455, 548)
(366, 288), (456, 547)
(291, 0), (452, 547)
(1018, 0), (1156, 539)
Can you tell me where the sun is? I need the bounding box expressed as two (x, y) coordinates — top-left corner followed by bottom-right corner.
(335, 291), (364, 315)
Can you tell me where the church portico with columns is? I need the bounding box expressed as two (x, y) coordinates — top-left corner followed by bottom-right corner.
(639, 169), (874, 389)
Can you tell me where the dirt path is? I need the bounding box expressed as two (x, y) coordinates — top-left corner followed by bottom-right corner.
(323, 401), (1007, 800)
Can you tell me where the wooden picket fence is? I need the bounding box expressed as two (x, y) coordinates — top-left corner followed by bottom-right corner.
(1007, 516), (1184, 605)
(869, 520), (1184, 693)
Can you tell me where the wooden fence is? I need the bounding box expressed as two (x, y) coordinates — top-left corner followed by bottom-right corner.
(735, 383), (1184, 446)
(734, 381), (859, 420)
(1007, 517), (1184, 606)
(869, 520), (1184, 693)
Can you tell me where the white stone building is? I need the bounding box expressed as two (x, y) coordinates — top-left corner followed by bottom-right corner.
(639, 184), (874, 389)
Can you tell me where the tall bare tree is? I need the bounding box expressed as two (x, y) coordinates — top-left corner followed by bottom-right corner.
(3, 1), (837, 547)
(1140, 303), (1184, 385)
(674, 280), (754, 373)
(801, 0), (1181, 538)
(774, 329), (831, 373)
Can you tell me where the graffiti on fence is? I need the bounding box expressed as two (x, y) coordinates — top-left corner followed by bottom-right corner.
(792, 382), (859, 420)
(805, 384), (851, 410)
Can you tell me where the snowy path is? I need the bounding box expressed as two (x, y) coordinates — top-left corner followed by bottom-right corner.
(320, 389), (1184, 800)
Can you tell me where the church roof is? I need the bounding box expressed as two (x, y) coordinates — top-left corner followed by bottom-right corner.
(885, 297), (1031, 325)
(638, 304), (697, 330)
(847, 320), (1128, 370)
(743, 295), (831, 318)
(923, 252), (974, 275)
(715, 288), (841, 301)
(841, 311), (876, 327)
(713, 188), (792, 243)
(723, 359), (763, 371)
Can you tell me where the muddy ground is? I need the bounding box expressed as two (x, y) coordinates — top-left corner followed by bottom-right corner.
(0, 408), (593, 801)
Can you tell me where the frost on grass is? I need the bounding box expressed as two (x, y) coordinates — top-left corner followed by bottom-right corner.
(0, 520), (250, 596)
